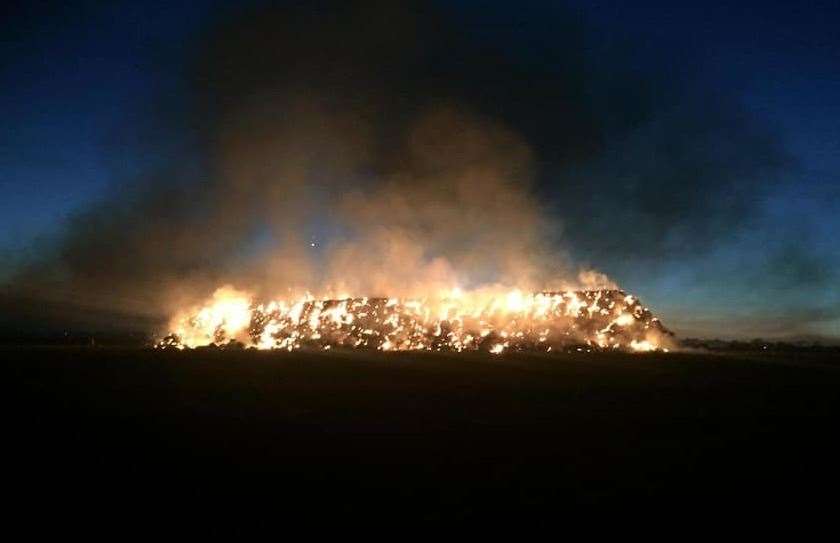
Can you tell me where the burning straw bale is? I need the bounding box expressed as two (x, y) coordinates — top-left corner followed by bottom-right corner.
(159, 289), (673, 353)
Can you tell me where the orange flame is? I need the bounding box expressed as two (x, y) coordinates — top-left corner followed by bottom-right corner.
(159, 286), (673, 354)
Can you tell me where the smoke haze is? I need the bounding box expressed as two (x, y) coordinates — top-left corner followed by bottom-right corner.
(4, 0), (816, 339)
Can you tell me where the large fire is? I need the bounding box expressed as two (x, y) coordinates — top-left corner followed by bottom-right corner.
(158, 286), (673, 353)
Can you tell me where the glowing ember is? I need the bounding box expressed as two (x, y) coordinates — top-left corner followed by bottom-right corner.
(158, 287), (673, 353)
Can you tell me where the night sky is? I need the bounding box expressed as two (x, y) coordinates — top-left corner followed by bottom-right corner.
(2, 0), (838, 341)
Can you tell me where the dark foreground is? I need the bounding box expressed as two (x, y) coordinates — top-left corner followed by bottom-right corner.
(7, 347), (840, 520)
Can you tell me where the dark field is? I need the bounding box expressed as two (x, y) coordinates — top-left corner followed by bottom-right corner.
(7, 347), (840, 519)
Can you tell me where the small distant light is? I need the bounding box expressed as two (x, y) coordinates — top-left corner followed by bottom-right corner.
(310, 242), (317, 248)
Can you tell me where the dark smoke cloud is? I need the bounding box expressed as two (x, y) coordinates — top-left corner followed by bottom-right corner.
(3, 0), (799, 336)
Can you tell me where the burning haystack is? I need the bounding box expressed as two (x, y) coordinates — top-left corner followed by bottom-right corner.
(158, 288), (673, 353)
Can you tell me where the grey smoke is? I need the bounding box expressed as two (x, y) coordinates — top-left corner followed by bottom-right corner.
(4, 0), (806, 336)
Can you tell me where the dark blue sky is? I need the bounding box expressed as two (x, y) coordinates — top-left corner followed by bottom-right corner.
(2, 1), (838, 339)
(579, 1), (840, 338)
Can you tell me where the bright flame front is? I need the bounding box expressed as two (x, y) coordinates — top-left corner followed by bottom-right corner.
(158, 287), (673, 353)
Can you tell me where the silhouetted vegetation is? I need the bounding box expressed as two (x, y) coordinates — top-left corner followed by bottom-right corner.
(680, 337), (840, 353)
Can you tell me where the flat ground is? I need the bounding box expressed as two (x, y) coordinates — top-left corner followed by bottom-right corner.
(6, 347), (840, 519)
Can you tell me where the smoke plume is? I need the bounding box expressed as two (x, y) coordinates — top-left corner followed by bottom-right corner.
(3, 0), (796, 337)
